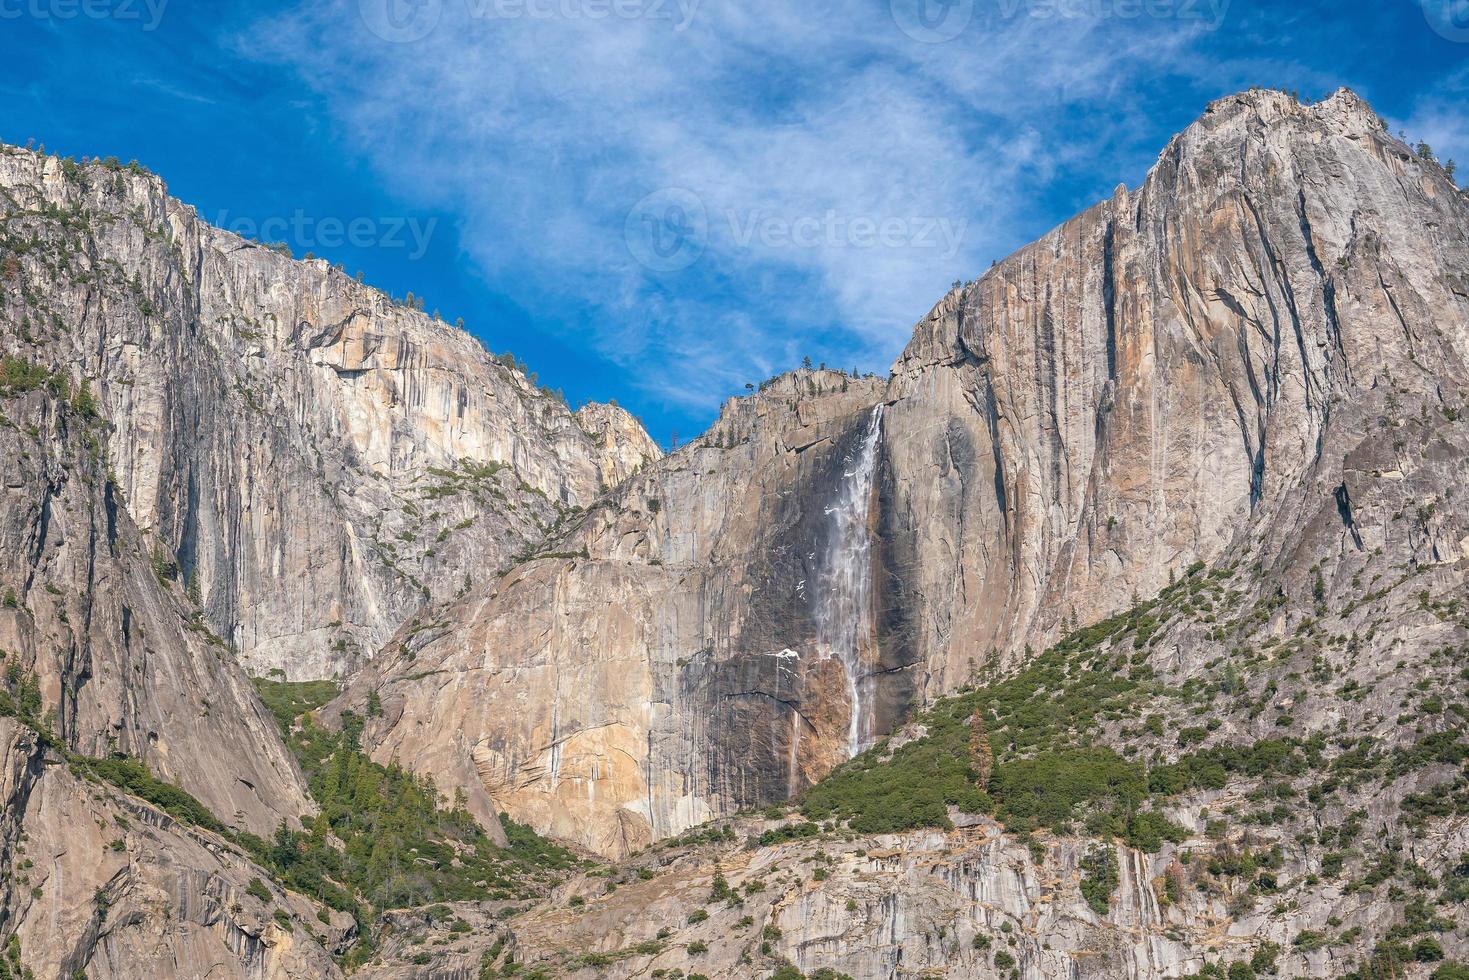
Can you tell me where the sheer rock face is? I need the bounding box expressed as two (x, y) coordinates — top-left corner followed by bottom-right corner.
(0, 387), (311, 835)
(340, 370), (911, 857)
(0, 145), (658, 679)
(0, 720), (346, 980)
(885, 88), (1469, 695)
(346, 89), (1469, 856)
(0, 145), (656, 972)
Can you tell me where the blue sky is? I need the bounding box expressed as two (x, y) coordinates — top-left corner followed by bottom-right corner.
(2, 0), (1465, 444)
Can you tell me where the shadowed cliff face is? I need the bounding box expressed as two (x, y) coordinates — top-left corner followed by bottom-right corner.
(683, 401), (922, 819)
(347, 88), (1469, 857)
(0, 385), (312, 835)
(337, 372), (924, 856)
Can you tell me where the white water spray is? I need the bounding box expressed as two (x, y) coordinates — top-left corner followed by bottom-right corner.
(814, 404), (884, 758)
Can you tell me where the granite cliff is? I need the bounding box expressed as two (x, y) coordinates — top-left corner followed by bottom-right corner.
(339, 88), (1469, 864)
(0, 142), (659, 679)
(0, 137), (656, 977)
(0, 86), (1466, 978)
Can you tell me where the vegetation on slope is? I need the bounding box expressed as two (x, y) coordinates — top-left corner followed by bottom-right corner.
(793, 557), (1469, 978)
(803, 561), (1466, 843)
(247, 677), (583, 966)
(801, 572), (1205, 845)
(0, 935), (33, 980)
(0, 660), (581, 971)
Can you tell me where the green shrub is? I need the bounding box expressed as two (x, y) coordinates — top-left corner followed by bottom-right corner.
(757, 821), (824, 846)
(1415, 939), (1446, 963)
(73, 755), (224, 832)
(993, 748), (1145, 833)
(1080, 847), (1120, 915)
(250, 677), (339, 733)
(0, 358), (65, 399)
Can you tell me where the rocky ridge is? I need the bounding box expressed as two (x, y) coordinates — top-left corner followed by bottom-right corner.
(0, 139), (655, 978)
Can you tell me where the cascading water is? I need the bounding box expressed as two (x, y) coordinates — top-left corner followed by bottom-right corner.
(814, 403), (885, 759)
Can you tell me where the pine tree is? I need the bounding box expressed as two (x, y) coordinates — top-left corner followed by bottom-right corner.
(969, 709), (994, 791)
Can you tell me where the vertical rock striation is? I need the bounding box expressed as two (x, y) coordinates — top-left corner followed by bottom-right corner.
(0, 382), (311, 834)
(0, 143), (659, 678)
(348, 88), (1469, 856)
(883, 88), (1469, 695)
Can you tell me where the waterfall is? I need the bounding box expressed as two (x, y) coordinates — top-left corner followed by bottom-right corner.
(814, 403), (884, 759)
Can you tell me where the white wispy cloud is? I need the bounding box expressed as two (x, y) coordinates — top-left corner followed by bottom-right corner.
(1397, 63), (1469, 175)
(233, 0), (1233, 415)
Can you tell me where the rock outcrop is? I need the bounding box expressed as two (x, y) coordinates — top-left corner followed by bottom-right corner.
(342, 88), (1469, 857)
(0, 144), (659, 679)
(455, 823), (1234, 979)
(883, 87), (1469, 694)
(0, 376), (310, 835)
(0, 719), (346, 980)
